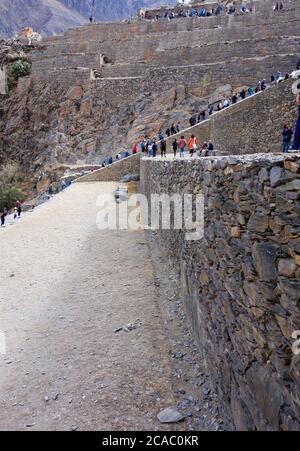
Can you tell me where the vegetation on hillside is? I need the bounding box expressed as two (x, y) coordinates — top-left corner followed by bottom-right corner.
(11, 60), (31, 79)
(0, 162), (24, 211)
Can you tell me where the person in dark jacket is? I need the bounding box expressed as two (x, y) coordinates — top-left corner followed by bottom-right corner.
(160, 139), (167, 158)
(240, 89), (246, 100)
(172, 138), (178, 157)
(208, 141), (214, 151)
(282, 124), (293, 152)
(1, 209), (6, 227)
(152, 141), (158, 158)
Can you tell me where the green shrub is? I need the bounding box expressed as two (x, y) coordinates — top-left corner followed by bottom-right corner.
(0, 186), (23, 211)
(0, 163), (23, 211)
(11, 60), (31, 79)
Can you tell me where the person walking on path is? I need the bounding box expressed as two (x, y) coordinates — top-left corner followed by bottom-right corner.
(16, 200), (22, 218)
(172, 138), (178, 158)
(148, 141), (153, 157)
(188, 134), (197, 157)
(152, 141), (158, 158)
(282, 124), (293, 152)
(292, 93), (300, 150)
(1, 210), (6, 227)
(178, 136), (187, 158)
(160, 139), (167, 158)
(13, 207), (18, 221)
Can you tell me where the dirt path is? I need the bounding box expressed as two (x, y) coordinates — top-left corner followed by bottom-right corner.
(0, 182), (183, 431)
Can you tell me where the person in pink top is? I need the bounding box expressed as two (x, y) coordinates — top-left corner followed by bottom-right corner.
(178, 136), (187, 158)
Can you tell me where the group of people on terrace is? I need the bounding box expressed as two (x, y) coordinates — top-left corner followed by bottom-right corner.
(188, 70), (290, 126)
(97, 63), (299, 166)
(140, 135), (214, 158)
(139, 2), (257, 21)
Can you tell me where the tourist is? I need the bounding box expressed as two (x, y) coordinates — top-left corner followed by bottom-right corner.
(178, 136), (187, 158)
(176, 122), (181, 133)
(208, 105), (214, 115)
(166, 127), (171, 137)
(240, 89), (246, 100)
(61, 179), (67, 191)
(170, 124), (176, 135)
(232, 94), (238, 104)
(1, 210), (6, 227)
(13, 207), (18, 221)
(108, 156), (113, 164)
(148, 141), (153, 157)
(152, 140), (158, 157)
(141, 140), (146, 153)
(282, 124), (293, 152)
(188, 134), (197, 157)
(223, 98), (230, 108)
(132, 143), (138, 154)
(201, 142), (208, 156)
(248, 87), (254, 96)
(208, 141), (214, 151)
(172, 138), (178, 157)
(160, 139), (167, 158)
(158, 131), (164, 141)
(292, 93), (300, 150)
(200, 110), (206, 121)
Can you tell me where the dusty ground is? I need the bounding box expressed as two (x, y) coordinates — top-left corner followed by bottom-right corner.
(0, 181), (223, 431)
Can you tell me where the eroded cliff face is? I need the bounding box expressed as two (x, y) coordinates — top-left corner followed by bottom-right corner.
(0, 0), (176, 38)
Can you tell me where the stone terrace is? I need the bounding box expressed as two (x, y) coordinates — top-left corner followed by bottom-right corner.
(29, 0), (300, 98)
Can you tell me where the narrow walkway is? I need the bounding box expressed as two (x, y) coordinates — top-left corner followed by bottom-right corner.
(0, 182), (181, 431)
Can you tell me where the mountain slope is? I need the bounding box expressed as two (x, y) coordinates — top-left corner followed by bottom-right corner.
(0, 0), (86, 38)
(59, 0), (176, 22)
(0, 0), (175, 38)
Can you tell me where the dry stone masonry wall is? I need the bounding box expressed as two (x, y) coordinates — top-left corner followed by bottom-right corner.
(75, 153), (140, 182)
(140, 154), (300, 430)
(164, 79), (298, 154)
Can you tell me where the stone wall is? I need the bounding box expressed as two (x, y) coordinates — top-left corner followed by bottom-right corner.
(140, 153), (300, 431)
(75, 153), (140, 182)
(29, 0), (300, 98)
(164, 79), (298, 154)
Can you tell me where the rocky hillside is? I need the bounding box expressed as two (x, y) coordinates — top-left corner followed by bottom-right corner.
(0, 0), (175, 38)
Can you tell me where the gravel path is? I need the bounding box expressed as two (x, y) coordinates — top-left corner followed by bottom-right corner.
(0, 182), (183, 431)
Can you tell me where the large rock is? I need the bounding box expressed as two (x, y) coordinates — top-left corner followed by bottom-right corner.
(252, 242), (278, 282)
(157, 407), (185, 424)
